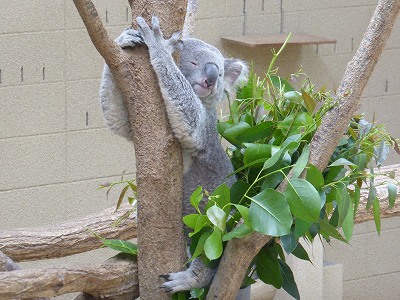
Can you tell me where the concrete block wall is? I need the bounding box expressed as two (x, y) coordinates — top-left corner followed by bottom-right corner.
(324, 216), (400, 299)
(1, 0), (400, 299)
(0, 0), (135, 230)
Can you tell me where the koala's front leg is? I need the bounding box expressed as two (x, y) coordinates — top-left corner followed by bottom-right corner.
(135, 16), (206, 153)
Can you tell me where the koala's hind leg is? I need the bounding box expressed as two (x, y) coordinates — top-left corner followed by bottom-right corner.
(160, 258), (216, 293)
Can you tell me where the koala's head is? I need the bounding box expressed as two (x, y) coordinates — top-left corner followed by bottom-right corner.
(178, 38), (248, 107)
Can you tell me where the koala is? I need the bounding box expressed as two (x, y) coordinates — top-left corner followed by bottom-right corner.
(100, 16), (248, 293)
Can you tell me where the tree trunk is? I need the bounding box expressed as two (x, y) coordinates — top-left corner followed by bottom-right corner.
(73, 1), (188, 299)
(207, 0), (400, 299)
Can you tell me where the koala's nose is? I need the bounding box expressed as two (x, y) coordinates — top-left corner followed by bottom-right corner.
(203, 63), (219, 87)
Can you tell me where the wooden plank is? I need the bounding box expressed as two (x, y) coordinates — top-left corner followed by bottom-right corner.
(221, 33), (336, 47)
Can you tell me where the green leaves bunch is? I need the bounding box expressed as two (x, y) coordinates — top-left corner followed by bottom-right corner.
(186, 57), (399, 298)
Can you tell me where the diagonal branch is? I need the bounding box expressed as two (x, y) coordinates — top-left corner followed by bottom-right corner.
(207, 1), (400, 299)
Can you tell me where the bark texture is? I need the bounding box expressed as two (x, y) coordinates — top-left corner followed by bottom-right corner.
(127, 2), (188, 299)
(0, 203), (136, 262)
(207, 1), (400, 299)
(0, 254), (138, 300)
(74, 1), (188, 299)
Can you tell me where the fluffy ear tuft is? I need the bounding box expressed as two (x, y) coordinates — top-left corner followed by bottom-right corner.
(223, 58), (249, 94)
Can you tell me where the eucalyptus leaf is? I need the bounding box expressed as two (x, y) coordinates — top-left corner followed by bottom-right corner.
(306, 164), (324, 190)
(204, 228), (223, 260)
(221, 122), (251, 145)
(269, 75), (295, 92)
(206, 206), (227, 232)
(291, 145), (310, 179)
(387, 182), (397, 208)
(329, 158), (357, 167)
(172, 291), (187, 300)
(255, 246), (283, 288)
(189, 215), (208, 237)
(279, 259), (300, 300)
(190, 186), (203, 213)
(209, 183), (231, 214)
(233, 204), (251, 226)
(281, 232), (298, 254)
(366, 180), (376, 210)
(236, 121), (275, 143)
(243, 143), (272, 166)
(335, 185), (350, 227)
(222, 223), (253, 241)
(183, 214), (200, 229)
(279, 112), (313, 137)
(188, 231), (211, 262)
(103, 239), (138, 256)
(354, 185), (361, 216)
(373, 198), (381, 235)
(374, 140), (389, 166)
(116, 185), (129, 211)
(294, 219), (312, 239)
(292, 243), (311, 262)
(319, 219), (347, 243)
(342, 201), (354, 241)
(230, 180), (251, 204)
(301, 89), (316, 114)
(284, 91), (303, 103)
(285, 179), (321, 222)
(249, 189), (293, 236)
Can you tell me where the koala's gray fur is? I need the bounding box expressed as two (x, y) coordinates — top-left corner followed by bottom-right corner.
(100, 16), (248, 293)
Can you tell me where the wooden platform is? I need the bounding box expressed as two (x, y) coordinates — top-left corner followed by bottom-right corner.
(221, 33), (337, 48)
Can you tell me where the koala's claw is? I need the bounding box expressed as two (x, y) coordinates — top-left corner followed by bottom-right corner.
(136, 16), (182, 54)
(116, 28), (143, 48)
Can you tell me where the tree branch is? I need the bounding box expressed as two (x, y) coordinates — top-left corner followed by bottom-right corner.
(0, 203), (136, 262)
(207, 1), (400, 299)
(0, 254), (138, 300)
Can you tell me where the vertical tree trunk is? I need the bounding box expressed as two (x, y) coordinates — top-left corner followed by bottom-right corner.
(127, 1), (188, 299)
(73, 1), (188, 299)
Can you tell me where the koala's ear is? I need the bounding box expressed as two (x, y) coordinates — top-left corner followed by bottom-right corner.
(224, 58), (249, 92)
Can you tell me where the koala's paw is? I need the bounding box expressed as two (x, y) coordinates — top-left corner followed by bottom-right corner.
(159, 270), (197, 293)
(136, 16), (182, 54)
(116, 27), (143, 48)
(159, 263), (214, 293)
